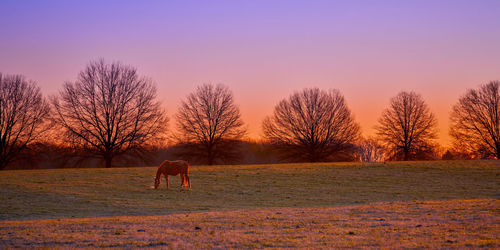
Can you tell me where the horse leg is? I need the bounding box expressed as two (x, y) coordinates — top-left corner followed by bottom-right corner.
(186, 174), (191, 189)
(165, 175), (169, 189)
(180, 174), (185, 188)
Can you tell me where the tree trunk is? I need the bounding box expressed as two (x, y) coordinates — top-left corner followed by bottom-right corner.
(0, 146), (7, 170)
(308, 147), (316, 163)
(207, 151), (214, 165)
(0, 160), (7, 170)
(104, 153), (113, 168)
(403, 148), (409, 161)
(207, 144), (214, 165)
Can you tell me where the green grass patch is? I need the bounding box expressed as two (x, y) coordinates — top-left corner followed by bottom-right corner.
(0, 160), (498, 220)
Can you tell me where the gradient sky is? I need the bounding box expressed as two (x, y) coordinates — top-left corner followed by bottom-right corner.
(1, 0), (499, 147)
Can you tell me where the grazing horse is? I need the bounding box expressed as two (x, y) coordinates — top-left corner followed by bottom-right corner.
(154, 160), (191, 189)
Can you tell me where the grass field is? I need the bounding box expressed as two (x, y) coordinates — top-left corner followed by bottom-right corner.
(1, 199), (498, 248)
(0, 160), (499, 248)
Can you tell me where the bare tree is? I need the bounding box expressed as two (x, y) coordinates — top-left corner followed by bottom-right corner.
(175, 84), (246, 165)
(51, 59), (168, 168)
(0, 73), (50, 170)
(356, 137), (386, 162)
(376, 91), (438, 161)
(450, 81), (499, 159)
(262, 88), (360, 162)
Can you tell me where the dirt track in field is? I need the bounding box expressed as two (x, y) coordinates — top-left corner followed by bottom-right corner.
(1, 199), (498, 249)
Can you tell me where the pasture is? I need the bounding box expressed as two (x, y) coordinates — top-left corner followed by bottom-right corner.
(0, 160), (499, 248)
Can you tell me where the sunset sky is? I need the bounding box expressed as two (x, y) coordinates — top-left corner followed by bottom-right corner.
(1, 0), (499, 147)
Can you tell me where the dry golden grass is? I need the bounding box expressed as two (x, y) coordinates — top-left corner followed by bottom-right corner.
(1, 199), (498, 248)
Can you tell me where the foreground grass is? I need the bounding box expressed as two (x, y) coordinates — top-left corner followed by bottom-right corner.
(1, 199), (498, 248)
(0, 160), (498, 221)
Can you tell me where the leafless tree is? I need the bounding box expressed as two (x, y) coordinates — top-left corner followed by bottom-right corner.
(175, 84), (246, 165)
(0, 73), (50, 170)
(356, 137), (386, 162)
(262, 88), (360, 162)
(450, 81), (499, 159)
(51, 59), (168, 168)
(376, 91), (438, 161)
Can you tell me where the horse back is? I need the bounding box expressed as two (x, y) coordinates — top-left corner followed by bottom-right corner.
(161, 160), (188, 175)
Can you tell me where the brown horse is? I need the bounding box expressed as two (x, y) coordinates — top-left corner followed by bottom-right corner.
(154, 160), (191, 189)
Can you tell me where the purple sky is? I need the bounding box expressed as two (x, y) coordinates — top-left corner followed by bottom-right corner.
(1, 0), (499, 146)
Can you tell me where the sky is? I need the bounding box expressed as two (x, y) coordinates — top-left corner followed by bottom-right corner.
(1, 0), (499, 147)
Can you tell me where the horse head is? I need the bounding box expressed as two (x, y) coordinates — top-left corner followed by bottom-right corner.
(154, 177), (160, 189)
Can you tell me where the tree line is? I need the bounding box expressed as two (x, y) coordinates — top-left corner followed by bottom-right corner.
(1, 59), (498, 169)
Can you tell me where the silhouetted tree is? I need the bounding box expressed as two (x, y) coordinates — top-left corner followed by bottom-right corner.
(376, 91), (438, 161)
(175, 84), (246, 165)
(356, 137), (386, 162)
(51, 59), (168, 168)
(0, 73), (50, 170)
(450, 81), (499, 159)
(441, 150), (454, 160)
(263, 88), (360, 162)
